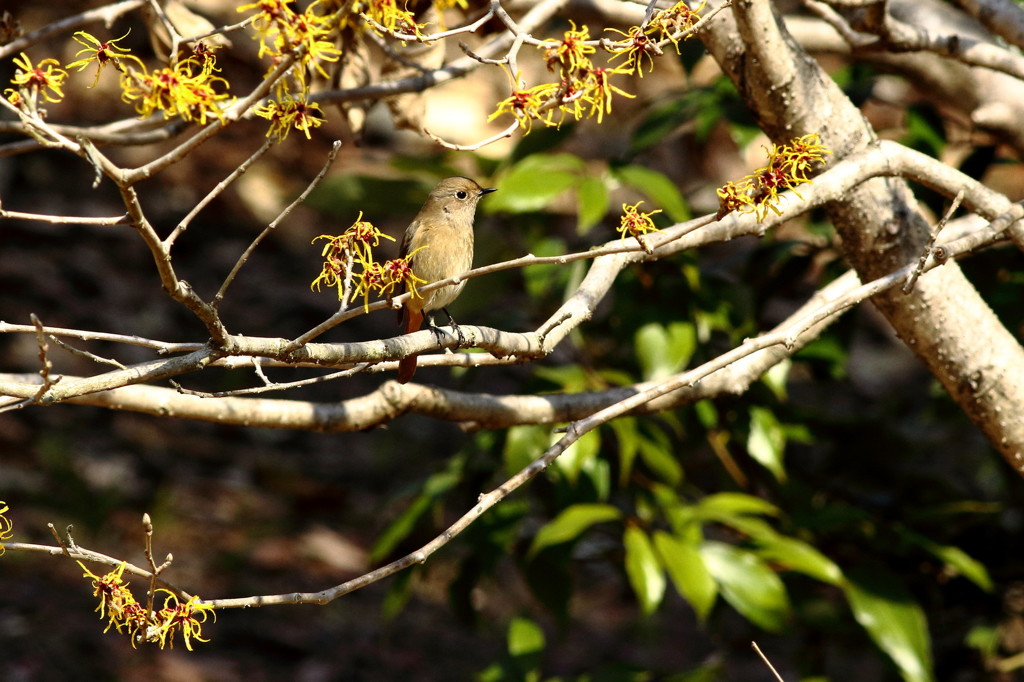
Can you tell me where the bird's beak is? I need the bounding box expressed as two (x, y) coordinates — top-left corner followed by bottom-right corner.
(480, 187), (498, 196)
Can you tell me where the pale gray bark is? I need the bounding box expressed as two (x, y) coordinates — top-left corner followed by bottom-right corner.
(699, 0), (1024, 472)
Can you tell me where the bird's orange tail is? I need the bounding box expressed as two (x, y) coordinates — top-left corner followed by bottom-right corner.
(398, 308), (424, 383)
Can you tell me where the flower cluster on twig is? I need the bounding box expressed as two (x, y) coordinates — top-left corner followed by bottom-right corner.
(0, 501), (11, 556)
(487, 2), (706, 133)
(617, 201), (663, 253)
(78, 561), (216, 650)
(312, 214), (426, 311)
(120, 53), (232, 124)
(716, 133), (832, 221)
(4, 53), (68, 113)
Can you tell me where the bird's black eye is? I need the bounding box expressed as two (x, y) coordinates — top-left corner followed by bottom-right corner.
(456, 191), (468, 200)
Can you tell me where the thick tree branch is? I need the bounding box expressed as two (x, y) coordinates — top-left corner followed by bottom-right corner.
(701, 0), (1024, 474)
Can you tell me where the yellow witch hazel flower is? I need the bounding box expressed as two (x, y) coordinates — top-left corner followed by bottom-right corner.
(238, 0), (301, 57)
(605, 25), (660, 77)
(0, 500), (12, 556)
(618, 201), (662, 253)
(149, 592), (217, 651)
(5, 52), (68, 107)
(542, 21), (595, 77)
(582, 66), (635, 124)
(254, 93), (326, 141)
(120, 57), (231, 124)
(361, 0), (424, 37)
(239, 0), (342, 92)
(488, 79), (560, 132)
(78, 560), (216, 649)
(311, 214), (427, 312)
(65, 30), (143, 87)
(716, 133), (831, 221)
(78, 561), (140, 634)
(353, 250), (426, 312)
(647, 0), (706, 49)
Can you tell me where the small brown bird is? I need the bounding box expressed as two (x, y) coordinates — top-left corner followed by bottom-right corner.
(397, 177), (496, 383)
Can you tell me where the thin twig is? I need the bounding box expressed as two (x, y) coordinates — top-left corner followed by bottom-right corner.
(0, 208), (129, 226)
(116, 177), (231, 345)
(5, 541), (190, 598)
(30, 314), (59, 403)
(641, 0), (662, 28)
(47, 523), (73, 559)
(143, 512), (160, 618)
(213, 140), (343, 308)
(360, 6), (495, 43)
(459, 41), (509, 65)
(752, 641), (786, 682)
(173, 364), (373, 397)
(119, 48), (302, 185)
(424, 120), (520, 150)
(48, 336), (127, 370)
(0, 0), (146, 61)
(188, 16), (254, 45)
(0, 398), (32, 414)
(800, 0), (876, 47)
(903, 187), (964, 293)
(0, 321), (201, 353)
(166, 136), (275, 248)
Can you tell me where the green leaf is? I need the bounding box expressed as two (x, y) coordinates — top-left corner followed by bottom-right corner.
(488, 153), (584, 213)
(509, 124), (576, 162)
(696, 492), (780, 521)
(902, 105), (946, 158)
(610, 417), (640, 486)
(370, 465), (462, 561)
(747, 406), (787, 482)
(844, 568), (934, 682)
(612, 165), (690, 222)
(508, 616), (545, 658)
(630, 98), (689, 155)
(577, 174), (609, 234)
(585, 455), (612, 502)
(652, 484), (702, 540)
(503, 425), (551, 477)
(700, 542), (791, 632)
(755, 535), (844, 585)
(964, 625), (1000, 659)
(635, 322), (696, 381)
(654, 531), (717, 621)
(493, 616), (545, 681)
(624, 526), (666, 616)
(533, 364), (589, 394)
(521, 237), (568, 301)
(898, 529), (994, 592)
(529, 504), (623, 556)
(694, 400), (719, 429)
(638, 436), (683, 487)
(381, 568), (415, 620)
(761, 359), (791, 401)
(716, 515), (782, 543)
(554, 428), (601, 485)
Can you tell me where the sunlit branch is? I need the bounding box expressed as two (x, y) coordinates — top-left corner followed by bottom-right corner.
(166, 136), (275, 248)
(0, 0), (146, 61)
(213, 140), (343, 307)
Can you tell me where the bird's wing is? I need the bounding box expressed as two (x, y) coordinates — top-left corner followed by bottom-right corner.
(399, 218), (419, 260)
